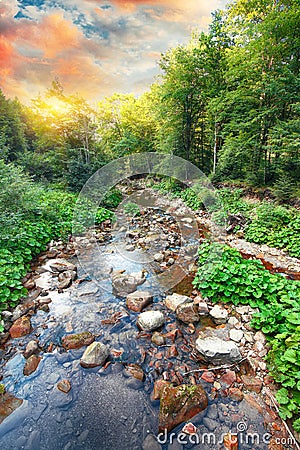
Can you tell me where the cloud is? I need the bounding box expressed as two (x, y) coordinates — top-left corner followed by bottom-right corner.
(0, 0), (227, 103)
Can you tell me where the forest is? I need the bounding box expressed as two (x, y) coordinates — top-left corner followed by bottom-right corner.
(1, 0), (300, 444)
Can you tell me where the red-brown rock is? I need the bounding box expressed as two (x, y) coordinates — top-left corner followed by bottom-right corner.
(10, 316), (32, 338)
(126, 291), (153, 312)
(61, 331), (94, 350)
(228, 387), (244, 402)
(176, 303), (200, 324)
(124, 364), (145, 381)
(23, 355), (41, 376)
(0, 392), (23, 424)
(241, 375), (263, 393)
(159, 384), (208, 433)
(220, 370), (237, 387)
(57, 379), (71, 393)
(151, 380), (170, 401)
(201, 371), (215, 383)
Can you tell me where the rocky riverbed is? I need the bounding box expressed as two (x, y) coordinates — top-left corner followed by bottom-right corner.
(0, 180), (297, 450)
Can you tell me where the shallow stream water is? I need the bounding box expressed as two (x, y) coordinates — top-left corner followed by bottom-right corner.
(0, 194), (273, 450)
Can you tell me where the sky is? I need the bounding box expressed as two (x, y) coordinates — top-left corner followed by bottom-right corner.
(0, 0), (227, 104)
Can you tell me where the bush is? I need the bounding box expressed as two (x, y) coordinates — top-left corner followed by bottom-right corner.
(123, 202), (140, 216)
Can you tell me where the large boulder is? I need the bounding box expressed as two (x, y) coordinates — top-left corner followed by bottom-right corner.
(80, 341), (109, 368)
(159, 384), (208, 433)
(126, 291), (153, 312)
(61, 331), (94, 350)
(111, 270), (147, 297)
(9, 316), (32, 338)
(164, 293), (191, 312)
(137, 311), (165, 332)
(195, 337), (242, 365)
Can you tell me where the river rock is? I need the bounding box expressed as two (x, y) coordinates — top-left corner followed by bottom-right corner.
(58, 270), (76, 289)
(126, 291), (153, 312)
(164, 294), (191, 312)
(62, 331), (94, 350)
(151, 332), (166, 346)
(241, 375), (263, 393)
(0, 392), (23, 424)
(176, 303), (199, 324)
(57, 379), (71, 393)
(229, 329), (244, 342)
(137, 311), (165, 331)
(80, 341), (109, 368)
(111, 270), (147, 296)
(9, 316), (32, 338)
(48, 259), (77, 273)
(23, 340), (40, 359)
(195, 337), (242, 364)
(151, 380), (170, 401)
(154, 253), (164, 263)
(159, 384), (208, 432)
(23, 355), (41, 376)
(209, 305), (228, 324)
(124, 363), (144, 381)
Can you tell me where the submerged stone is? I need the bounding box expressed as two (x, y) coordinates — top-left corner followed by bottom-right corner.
(126, 291), (153, 312)
(61, 332), (94, 350)
(0, 392), (23, 424)
(80, 341), (109, 368)
(164, 293), (191, 312)
(137, 311), (165, 332)
(159, 384), (208, 433)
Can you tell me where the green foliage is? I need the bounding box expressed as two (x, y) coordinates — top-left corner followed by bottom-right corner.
(101, 188), (122, 209)
(244, 203), (300, 257)
(193, 241), (300, 430)
(0, 161), (113, 321)
(273, 174), (296, 203)
(123, 202), (140, 216)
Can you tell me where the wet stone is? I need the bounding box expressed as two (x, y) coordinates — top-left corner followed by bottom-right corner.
(137, 311), (165, 332)
(203, 417), (219, 431)
(80, 341), (109, 368)
(241, 375), (263, 393)
(142, 434), (161, 450)
(0, 392), (23, 424)
(23, 340), (40, 359)
(206, 403), (218, 420)
(126, 290), (153, 312)
(124, 364), (145, 381)
(23, 354), (41, 376)
(159, 384), (208, 433)
(164, 294), (191, 312)
(57, 379), (71, 394)
(62, 331), (95, 350)
(151, 332), (166, 346)
(176, 302), (199, 324)
(9, 316), (32, 338)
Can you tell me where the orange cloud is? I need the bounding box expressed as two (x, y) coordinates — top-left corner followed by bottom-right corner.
(15, 13), (81, 59)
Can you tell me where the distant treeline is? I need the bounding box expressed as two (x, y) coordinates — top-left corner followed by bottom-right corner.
(0, 0), (299, 191)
